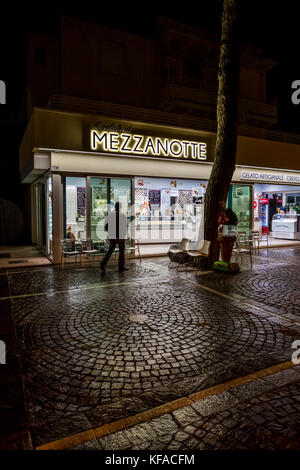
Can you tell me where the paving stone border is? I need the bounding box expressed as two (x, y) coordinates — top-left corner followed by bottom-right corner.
(37, 363), (300, 450)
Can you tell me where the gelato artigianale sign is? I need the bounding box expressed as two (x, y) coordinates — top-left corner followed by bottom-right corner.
(90, 129), (207, 161)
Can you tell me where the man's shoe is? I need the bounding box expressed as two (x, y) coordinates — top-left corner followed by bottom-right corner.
(119, 266), (129, 272)
(100, 262), (106, 273)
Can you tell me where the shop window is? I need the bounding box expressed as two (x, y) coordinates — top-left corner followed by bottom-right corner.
(65, 177), (86, 240)
(134, 177), (206, 243)
(64, 177), (132, 243)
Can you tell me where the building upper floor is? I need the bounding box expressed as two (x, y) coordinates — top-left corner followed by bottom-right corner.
(25, 15), (277, 129)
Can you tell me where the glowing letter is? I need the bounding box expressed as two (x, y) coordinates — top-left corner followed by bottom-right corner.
(190, 142), (198, 159)
(132, 135), (144, 153)
(182, 141), (190, 158)
(120, 134), (132, 152)
(91, 130), (108, 150)
(169, 140), (183, 157)
(156, 138), (169, 156)
(109, 132), (119, 151)
(143, 137), (156, 155)
(198, 143), (207, 159)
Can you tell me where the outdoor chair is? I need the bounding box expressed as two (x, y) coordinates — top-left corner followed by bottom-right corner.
(167, 238), (191, 270)
(125, 238), (141, 262)
(251, 228), (269, 253)
(60, 239), (82, 267)
(232, 234), (253, 268)
(80, 239), (100, 264)
(184, 240), (211, 270)
(103, 238), (141, 263)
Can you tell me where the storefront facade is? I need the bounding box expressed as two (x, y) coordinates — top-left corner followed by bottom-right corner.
(19, 107), (300, 263)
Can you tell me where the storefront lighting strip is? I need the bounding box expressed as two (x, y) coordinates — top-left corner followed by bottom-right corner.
(35, 147), (214, 164)
(36, 148), (300, 174)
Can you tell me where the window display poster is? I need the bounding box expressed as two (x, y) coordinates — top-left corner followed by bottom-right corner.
(193, 196), (203, 204)
(149, 189), (161, 206)
(77, 187), (86, 216)
(192, 187), (202, 197)
(135, 188), (148, 201)
(178, 190), (193, 207)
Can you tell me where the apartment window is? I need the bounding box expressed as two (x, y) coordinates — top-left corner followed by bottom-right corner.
(162, 57), (182, 86)
(100, 41), (127, 76)
(34, 48), (46, 66)
(185, 57), (203, 82)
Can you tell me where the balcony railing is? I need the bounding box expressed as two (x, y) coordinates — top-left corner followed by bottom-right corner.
(47, 94), (300, 145)
(160, 84), (217, 107)
(160, 83), (277, 120)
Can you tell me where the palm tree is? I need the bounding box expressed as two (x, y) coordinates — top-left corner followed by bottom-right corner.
(204, 0), (241, 264)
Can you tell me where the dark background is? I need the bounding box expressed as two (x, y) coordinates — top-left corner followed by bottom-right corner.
(1, 1), (300, 244)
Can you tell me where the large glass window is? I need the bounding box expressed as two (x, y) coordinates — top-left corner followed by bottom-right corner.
(65, 177), (87, 239)
(64, 176), (132, 242)
(134, 177), (206, 243)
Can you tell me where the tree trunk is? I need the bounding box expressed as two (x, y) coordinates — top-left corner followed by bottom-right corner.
(204, 0), (241, 265)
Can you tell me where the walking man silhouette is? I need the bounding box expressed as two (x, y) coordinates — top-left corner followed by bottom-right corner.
(100, 202), (129, 272)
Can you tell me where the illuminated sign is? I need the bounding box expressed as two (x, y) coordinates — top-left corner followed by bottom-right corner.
(241, 171), (300, 184)
(259, 199), (269, 204)
(90, 129), (207, 161)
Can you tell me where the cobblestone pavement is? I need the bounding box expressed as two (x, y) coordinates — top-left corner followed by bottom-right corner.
(1, 247), (300, 450)
(194, 247), (300, 321)
(88, 366), (300, 451)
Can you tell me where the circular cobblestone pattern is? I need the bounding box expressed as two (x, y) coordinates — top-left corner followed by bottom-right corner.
(199, 263), (300, 318)
(11, 274), (297, 428)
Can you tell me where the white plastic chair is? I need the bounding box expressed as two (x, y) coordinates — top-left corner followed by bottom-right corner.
(186, 240), (211, 269)
(168, 238), (191, 269)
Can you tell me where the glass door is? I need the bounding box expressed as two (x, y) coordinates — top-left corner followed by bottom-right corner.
(63, 176), (133, 243)
(227, 184), (252, 234)
(110, 178), (133, 240)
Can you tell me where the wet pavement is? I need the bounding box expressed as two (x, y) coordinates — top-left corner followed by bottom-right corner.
(0, 247), (300, 450)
